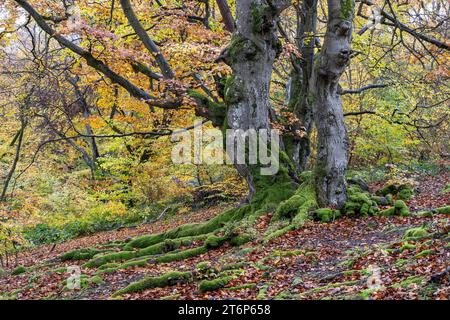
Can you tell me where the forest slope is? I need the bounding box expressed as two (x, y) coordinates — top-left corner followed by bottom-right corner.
(1, 172), (448, 300)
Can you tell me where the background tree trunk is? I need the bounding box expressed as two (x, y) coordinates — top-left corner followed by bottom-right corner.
(310, 0), (355, 208)
(1, 119), (26, 202)
(215, 0), (235, 32)
(286, 0), (318, 172)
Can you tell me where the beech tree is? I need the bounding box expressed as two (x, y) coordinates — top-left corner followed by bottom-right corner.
(6, 0), (449, 209)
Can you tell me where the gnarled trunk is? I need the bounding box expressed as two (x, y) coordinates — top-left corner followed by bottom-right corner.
(311, 0), (354, 208)
(223, 0), (291, 199)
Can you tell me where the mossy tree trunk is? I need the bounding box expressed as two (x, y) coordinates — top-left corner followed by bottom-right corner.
(285, 0), (318, 173)
(222, 0), (292, 199)
(310, 0), (355, 208)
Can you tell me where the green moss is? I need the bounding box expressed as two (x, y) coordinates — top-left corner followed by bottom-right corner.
(51, 267), (68, 274)
(198, 276), (233, 293)
(204, 234), (228, 249)
(386, 194), (394, 205)
(297, 280), (359, 298)
(271, 249), (305, 257)
(417, 210), (433, 217)
(394, 259), (408, 268)
(377, 184), (414, 201)
(138, 235), (207, 257)
(187, 90), (226, 127)
(403, 227), (430, 240)
(112, 271), (191, 297)
(392, 276), (424, 288)
(98, 263), (120, 270)
(225, 283), (257, 291)
(221, 261), (249, 271)
(220, 268), (245, 277)
(227, 36), (259, 66)
(415, 250), (436, 258)
(60, 248), (105, 261)
(442, 184), (450, 193)
(125, 207), (249, 251)
(380, 207), (395, 217)
(156, 246), (207, 264)
(275, 195), (305, 219)
(85, 275), (104, 286)
(341, 0), (355, 20)
(338, 258), (356, 269)
(376, 184), (398, 196)
(100, 241), (124, 249)
(83, 251), (136, 268)
(196, 261), (211, 271)
(229, 234), (253, 246)
(119, 258), (149, 269)
(315, 208), (341, 223)
(357, 288), (378, 300)
(124, 234), (165, 250)
(394, 200), (410, 217)
(251, 3), (272, 34)
(371, 196), (388, 206)
(11, 266), (27, 276)
(224, 74), (245, 105)
(435, 206), (450, 215)
(398, 188), (414, 200)
(256, 282), (272, 300)
(379, 200), (410, 217)
(400, 243), (416, 252)
(343, 185), (378, 217)
(273, 181), (316, 225)
(264, 224), (295, 242)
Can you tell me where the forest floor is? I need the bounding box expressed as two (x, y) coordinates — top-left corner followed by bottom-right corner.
(0, 172), (449, 300)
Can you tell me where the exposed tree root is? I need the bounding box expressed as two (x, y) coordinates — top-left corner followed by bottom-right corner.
(112, 271), (191, 297)
(55, 177), (450, 297)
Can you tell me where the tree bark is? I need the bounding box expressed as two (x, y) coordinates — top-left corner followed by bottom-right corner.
(310, 0), (355, 208)
(215, 0), (235, 32)
(286, 0), (318, 172)
(1, 120), (26, 202)
(223, 0), (291, 198)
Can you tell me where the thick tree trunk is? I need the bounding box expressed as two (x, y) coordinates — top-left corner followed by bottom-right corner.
(310, 0), (354, 208)
(223, 0), (291, 199)
(286, 0), (318, 172)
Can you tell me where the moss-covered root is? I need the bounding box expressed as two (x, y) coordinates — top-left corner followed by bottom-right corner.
(343, 185), (379, 217)
(314, 208), (341, 223)
(417, 205), (450, 217)
(112, 271), (191, 297)
(403, 227), (430, 241)
(11, 266), (27, 276)
(198, 276), (233, 293)
(272, 182), (317, 227)
(376, 183), (414, 200)
(60, 248), (107, 261)
(155, 246), (207, 264)
(435, 206), (450, 215)
(380, 200), (410, 217)
(124, 206), (250, 250)
(83, 235), (210, 268)
(83, 251), (136, 268)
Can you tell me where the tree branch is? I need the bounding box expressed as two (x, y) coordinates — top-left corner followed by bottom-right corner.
(215, 0), (235, 32)
(14, 0), (180, 110)
(119, 0), (174, 79)
(358, 0), (450, 51)
(340, 83), (389, 95)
